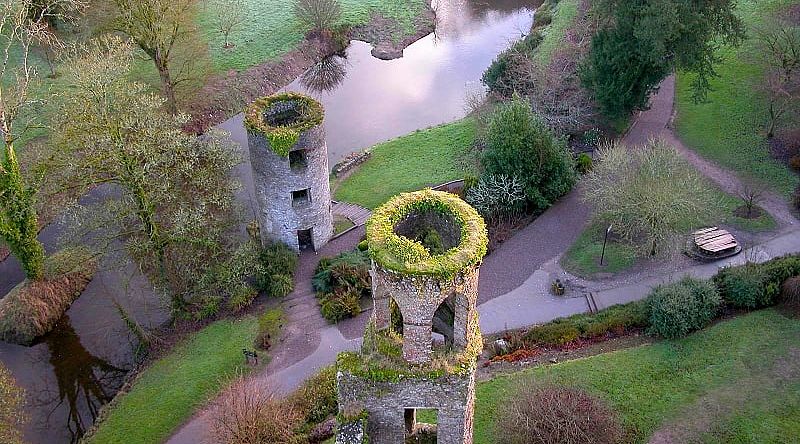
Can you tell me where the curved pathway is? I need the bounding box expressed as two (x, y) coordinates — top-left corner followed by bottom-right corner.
(165, 75), (800, 443)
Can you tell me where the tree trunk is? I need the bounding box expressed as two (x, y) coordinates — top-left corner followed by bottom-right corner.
(767, 101), (777, 138)
(153, 51), (178, 115)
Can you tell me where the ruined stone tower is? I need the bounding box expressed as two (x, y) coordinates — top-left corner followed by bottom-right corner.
(336, 189), (488, 444)
(245, 92), (333, 252)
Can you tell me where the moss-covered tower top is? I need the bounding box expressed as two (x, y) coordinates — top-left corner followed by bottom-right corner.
(365, 189), (488, 279)
(244, 92), (325, 157)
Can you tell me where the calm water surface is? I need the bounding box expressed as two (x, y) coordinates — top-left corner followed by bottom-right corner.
(1, 1), (537, 442)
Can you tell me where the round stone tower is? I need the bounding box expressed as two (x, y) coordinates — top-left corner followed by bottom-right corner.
(244, 92), (333, 252)
(336, 189), (488, 444)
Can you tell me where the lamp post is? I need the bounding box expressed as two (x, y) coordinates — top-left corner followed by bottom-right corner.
(600, 224), (613, 266)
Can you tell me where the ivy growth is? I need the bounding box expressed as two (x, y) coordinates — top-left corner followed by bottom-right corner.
(366, 189), (488, 279)
(244, 92), (324, 157)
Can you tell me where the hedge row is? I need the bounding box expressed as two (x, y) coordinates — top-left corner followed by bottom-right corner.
(503, 255), (800, 354)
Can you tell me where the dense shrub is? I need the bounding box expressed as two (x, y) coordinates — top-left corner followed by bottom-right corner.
(523, 322), (580, 347)
(0, 364), (25, 444)
(575, 153), (593, 174)
(210, 377), (300, 444)
(647, 277), (721, 339)
(227, 284), (258, 312)
(496, 384), (623, 444)
(794, 184), (800, 212)
(790, 155), (800, 171)
(482, 97), (576, 213)
(255, 242), (298, 298)
(502, 301), (649, 354)
(313, 250), (370, 322)
(570, 301), (649, 338)
(319, 288), (361, 323)
(254, 309), (284, 350)
(780, 276), (800, 315)
(289, 365), (338, 425)
(465, 174), (526, 219)
(482, 32), (544, 95)
(713, 264), (772, 309)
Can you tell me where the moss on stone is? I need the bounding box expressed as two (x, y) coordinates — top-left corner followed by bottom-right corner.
(244, 92), (324, 157)
(366, 189), (488, 279)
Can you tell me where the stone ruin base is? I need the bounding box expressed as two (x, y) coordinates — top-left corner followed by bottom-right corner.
(336, 369), (476, 444)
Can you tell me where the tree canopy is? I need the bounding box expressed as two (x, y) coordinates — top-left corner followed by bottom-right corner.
(582, 0), (745, 117)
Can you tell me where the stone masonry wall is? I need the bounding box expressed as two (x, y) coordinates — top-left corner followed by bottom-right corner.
(370, 263), (480, 364)
(247, 124), (333, 252)
(337, 370), (476, 444)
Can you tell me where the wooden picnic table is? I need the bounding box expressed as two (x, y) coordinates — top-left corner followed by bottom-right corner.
(693, 227), (739, 253)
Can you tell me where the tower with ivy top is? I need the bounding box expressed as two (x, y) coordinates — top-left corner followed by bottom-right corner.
(244, 92), (333, 252)
(336, 189), (488, 444)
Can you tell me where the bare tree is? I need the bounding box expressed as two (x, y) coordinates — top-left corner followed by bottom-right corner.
(583, 139), (714, 256)
(736, 179), (767, 218)
(756, 25), (800, 138)
(211, 377), (301, 444)
(213, 0), (246, 48)
(113, 0), (196, 115)
(293, 0), (341, 34)
(0, 0), (82, 280)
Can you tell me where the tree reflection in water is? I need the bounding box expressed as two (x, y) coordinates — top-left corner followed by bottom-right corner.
(300, 54), (349, 94)
(33, 316), (128, 443)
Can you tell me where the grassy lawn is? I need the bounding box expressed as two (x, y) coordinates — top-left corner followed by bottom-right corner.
(675, 0), (799, 197)
(561, 222), (638, 277)
(473, 310), (800, 443)
(563, 184), (777, 278)
(86, 315), (263, 444)
(334, 119), (477, 209)
(532, 0), (579, 66)
(196, 0), (429, 72)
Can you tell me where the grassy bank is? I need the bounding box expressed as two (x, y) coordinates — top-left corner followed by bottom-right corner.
(473, 310), (800, 443)
(532, 0), (580, 66)
(675, 0), (799, 197)
(562, 184), (777, 278)
(197, 0), (429, 72)
(86, 315), (265, 444)
(334, 119), (477, 209)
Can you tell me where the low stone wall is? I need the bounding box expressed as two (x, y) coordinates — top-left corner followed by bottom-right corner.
(337, 369), (476, 444)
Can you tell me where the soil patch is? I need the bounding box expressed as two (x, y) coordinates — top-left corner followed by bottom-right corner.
(0, 245), (8, 262)
(477, 334), (651, 381)
(0, 249), (97, 345)
(733, 204), (764, 219)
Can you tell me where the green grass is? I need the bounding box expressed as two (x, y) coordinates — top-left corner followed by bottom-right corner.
(334, 119), (477, 209)
(561, 222), (638, 278)
(563, 184), (776, 278)
(196, 0), (429, 72)
(532, 0), (580, 66)
(473, 310), (800, 443)
(86, 316), (261, 444)
(675, 0), (800, 197)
